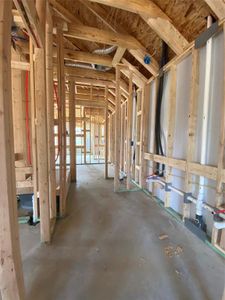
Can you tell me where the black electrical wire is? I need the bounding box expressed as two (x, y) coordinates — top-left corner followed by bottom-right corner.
(155, 41), (168, 176)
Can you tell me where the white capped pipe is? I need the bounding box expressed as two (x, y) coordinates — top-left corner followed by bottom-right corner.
(196, 15), (213, 217)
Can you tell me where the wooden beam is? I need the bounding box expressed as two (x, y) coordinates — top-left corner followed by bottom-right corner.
(46, 3), (56, 221)
(69, 81), (76, 181)
(62, 66), (115, 81)
(112, 47), (126, 66)
(72, 77), (115, 88)
(105, 86), (109, 178)
(126, 71), (133, 189)
(30, 40), (39, 221)
(35, 0), (51, 242)
(74, 94), (105, 101)
(183, 49), (199, 219)
(140, 83), (151, 187)
(89, 0), (189, 55)
(57, 24), (67, 217)
(121, 58), (147, 87)
(212, 23), (225, 246)
(0, 1), (25, 298)
(50, 0), (81, 24)
(114, 66), (121, 191)
(129, 49), (158, 76)
(13, 0), (44, 48)
(11, 60), (30, 71)
(64, 24), (143, 50)
(80, 0), (159, 75)
(164, 66), (177, 207)
(53, 48), (113, 67)
(204, 0), (225, 20)
(76, 99), (106, 107)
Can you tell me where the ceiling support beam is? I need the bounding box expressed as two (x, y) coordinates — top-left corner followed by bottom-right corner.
(204, 0), (225, 20)
(112, 47), (126, 66)
(88, 0), (189, 55)
(54, 48), (113, 67)
(64, 24), (143, 50)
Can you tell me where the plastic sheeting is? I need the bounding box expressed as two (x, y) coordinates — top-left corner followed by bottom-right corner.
(145, 30), (224, 234)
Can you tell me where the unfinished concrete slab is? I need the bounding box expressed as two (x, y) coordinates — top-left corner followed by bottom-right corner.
(19, 165), (225, 300)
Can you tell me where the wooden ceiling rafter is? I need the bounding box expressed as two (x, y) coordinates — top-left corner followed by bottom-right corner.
(80, 0), (159, 76)
(88, 0), (189, 55)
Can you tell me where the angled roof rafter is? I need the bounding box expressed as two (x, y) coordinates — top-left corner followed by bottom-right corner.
(88, 0), (189, 55)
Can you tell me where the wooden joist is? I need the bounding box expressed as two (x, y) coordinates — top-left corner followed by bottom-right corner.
(64, 24), (143, 50)
(13, 0), (44, 48)
(0, 1), (25, 298)
(88, 0), (189, 55)
(53, 48), (113, 67)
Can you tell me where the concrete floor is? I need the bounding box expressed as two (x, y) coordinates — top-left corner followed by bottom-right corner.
(19, 165), (225, 300)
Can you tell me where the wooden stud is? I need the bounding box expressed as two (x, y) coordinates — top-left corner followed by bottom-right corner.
(114, 66), (121, 191)
(0, 1), (25, 298)
(112, 47), (126, 66)
(140, 83), (151, 188)
(35, 0), (51, 242)
(183, 49), (199, 219)
(84, 108), (87, 164)
(164, 66), (177, 208)
(212, 24), (225, 246)
(105, 86), (109, 179)
(46, 2), (56, 221)
(57, 23), (67, 217)
(29, 39), (39, 221)
(126, 71), (133, 189)
(69, 81), (76, 181)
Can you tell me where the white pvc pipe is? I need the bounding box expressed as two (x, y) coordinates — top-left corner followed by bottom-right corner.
(196, 15), (213, 217)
